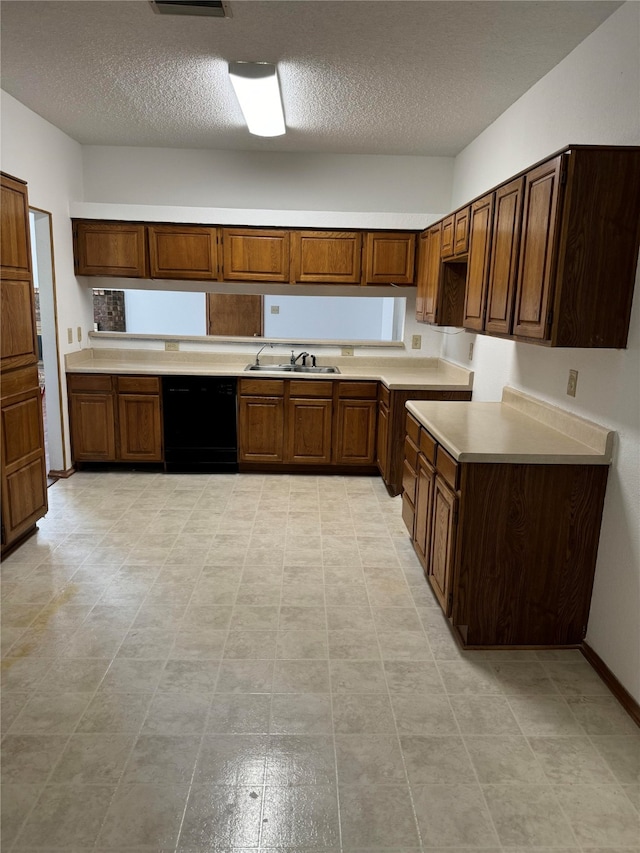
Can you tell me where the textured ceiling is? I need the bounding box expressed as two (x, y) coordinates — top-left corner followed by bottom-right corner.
(0, 0), (622, 155)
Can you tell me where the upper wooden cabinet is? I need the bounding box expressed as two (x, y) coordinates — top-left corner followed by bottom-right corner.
(420, 225), (442, 324)
(419, 145), (640, 348)
(441, 207), (470, 259)
(222, 228), (290, 282)
(416, 224), (465, 328)
(363, 232), (416, 285)
(73, 220), (148, 277)
(148, 225), (218, 280)
(463, 194), (494, 331)
(291, 231), (362, 284)
(1, 175), (31, 274)
(484, 177), (524, 336)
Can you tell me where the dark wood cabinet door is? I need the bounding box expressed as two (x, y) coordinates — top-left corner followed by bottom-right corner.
(423, 225), (442, 324)
(364, 232), (416, 285)
(513, 155), (564, 340)
(453, 207), (470, 256)
(73, 221), (148, 277)
(440, 215), (454, 258)
(148, 225), (218, 280)
(463, 194), (494, 331)
(1, 279), (38, 370)
(414, 230), (429, 322)
(1, 380), (48, 543)
(222, 228), (290, 282)
(376, 401), (390, 478)
(69, 392), (116, 461)
(414, 454), (435, 568)
(238, 395), (284, 462)
(286, 398), (333, 465)
(428, 476), (458, 616)
(1, 175), (31, 274)
(117, 394), (162, 461)
(485, 177), (524, 336)
(292, 231), (362, 284)
(335, 399), (377, 465)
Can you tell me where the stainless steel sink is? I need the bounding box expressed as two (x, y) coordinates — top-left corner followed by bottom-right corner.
(244, 364), (340, 374)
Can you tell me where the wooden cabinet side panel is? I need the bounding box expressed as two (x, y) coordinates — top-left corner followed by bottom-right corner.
(69, 393), (116, 461)
(553, 148), (640, 347)
(485, 178), (524, 336)
(287, 398), (333, 464)
(1, 279), (38, 368)
(423, 225), (442, 323)
(454, 463), (609, 646)
(463, 194), (494, 331)
(335, 399), (376, 464)
(376, 401), (390, 479)
(513, 156), (564, 340)
(117, 395), (163, 461)
(148, 226), (218, 280)
(1, 177), (31, 273)
(415, 230), (429, 321)
(238, 396), (284, 462)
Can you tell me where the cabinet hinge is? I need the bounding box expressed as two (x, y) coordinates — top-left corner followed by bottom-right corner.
(581, 624), (587, 639)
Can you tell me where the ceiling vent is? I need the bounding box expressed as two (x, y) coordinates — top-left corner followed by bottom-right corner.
(150, 1), (231, 18)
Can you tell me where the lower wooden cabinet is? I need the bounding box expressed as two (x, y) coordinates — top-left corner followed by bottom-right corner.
(402, 413), (609, 646)
(1, 365), (48, 549)
(238, 378), (379, 470)
(67, 374), (162, 464)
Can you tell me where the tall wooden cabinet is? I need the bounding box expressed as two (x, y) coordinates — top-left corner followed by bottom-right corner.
(1, 173), (48, 553)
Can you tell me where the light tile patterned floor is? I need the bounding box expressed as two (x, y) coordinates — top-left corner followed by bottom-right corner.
(1, 471), (638, 851)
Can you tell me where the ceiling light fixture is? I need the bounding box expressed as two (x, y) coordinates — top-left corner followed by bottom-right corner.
(228, 61), (286, 137)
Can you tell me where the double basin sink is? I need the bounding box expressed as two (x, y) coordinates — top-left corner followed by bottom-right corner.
(245, 364), (340, 374)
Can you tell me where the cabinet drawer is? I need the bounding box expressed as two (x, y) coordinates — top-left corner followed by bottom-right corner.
(419, 428), (436, 464)
(67, 373), (113, 393)
(436, 445), (459, 490)
(406, 413), (421, 445)
(1, 365), (39, 399)
(402, 458), (417, 504)
(239, 378), (284, 397)
(338, 381), (378, 399)
(404, 435), (419, 470)
(289, 380), (333, 398)
(117, 375), (160, 394)
(379, 384), (390, 407)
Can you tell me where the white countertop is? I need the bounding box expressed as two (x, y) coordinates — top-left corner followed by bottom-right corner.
(406, 387), (614, 465)
(65, 349), (473, 392)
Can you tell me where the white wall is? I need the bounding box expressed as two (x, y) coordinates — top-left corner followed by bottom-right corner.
(444, 1), (640, 700)
(82, 147), (454, 214)
(1, 91), (87, 470)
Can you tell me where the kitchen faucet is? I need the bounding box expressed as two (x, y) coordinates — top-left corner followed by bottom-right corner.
(291, 350), (309, 365)
(254, 343), (273, 365)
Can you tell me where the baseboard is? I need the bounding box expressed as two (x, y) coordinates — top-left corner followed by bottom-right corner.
(48, 467), (75, 479)
(581, 641), (640, 728)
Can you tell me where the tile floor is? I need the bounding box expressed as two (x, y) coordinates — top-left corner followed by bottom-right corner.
(1, 471), (638, 852)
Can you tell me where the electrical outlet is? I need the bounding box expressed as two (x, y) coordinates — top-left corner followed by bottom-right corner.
(270, 305), (280, 314)
(67, 327), (73, 344)
(341, 346), (354, 357)
(567, 369), (578, 397)
(165, 341), (180, 352)
(411, 334), (422, 350)
(468, 341), (474, 361)
(77, 326), (82, 342)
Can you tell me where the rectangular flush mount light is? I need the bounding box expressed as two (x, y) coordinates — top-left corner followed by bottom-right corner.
(228, 61), (285, 137)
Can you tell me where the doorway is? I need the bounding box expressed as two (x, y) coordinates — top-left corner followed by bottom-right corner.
(29, 209), (66, 477)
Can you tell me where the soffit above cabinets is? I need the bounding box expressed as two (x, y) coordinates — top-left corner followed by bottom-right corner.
(0, 0), (622, 155)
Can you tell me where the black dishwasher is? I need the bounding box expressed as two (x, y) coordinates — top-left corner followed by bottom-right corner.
(162, 376), (238, 473)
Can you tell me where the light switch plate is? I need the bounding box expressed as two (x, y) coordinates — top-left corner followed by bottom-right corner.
(77, 326), (82, 342)
(270, 305), (280, 314)
(567, 369), (578, 397)
(412, 334), (422, 349)
(67, 327), (73, 344)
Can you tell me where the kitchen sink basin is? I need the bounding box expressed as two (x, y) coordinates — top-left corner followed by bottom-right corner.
(245, 364), (340, 374)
